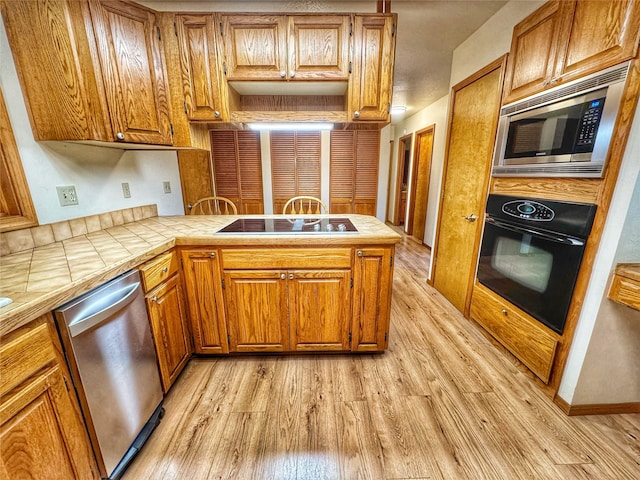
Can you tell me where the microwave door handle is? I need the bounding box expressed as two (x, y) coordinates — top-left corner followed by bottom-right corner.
(486, 217), (585, 246)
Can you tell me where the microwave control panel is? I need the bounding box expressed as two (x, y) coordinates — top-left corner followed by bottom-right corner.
(576, 97), (605, 147)
(502, 200), (555, 221)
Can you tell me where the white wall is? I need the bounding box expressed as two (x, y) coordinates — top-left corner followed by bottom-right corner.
(0, 12), (185, 225)
(558, 101), (640, 405)
(387, 0), (543, 251)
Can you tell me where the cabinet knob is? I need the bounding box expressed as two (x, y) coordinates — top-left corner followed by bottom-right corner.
(214, 110), (220, 118)
(210, 252), (215, 258)
(162, 267), (168, 273)
(280, 70), (286, 78)
(501, 309), (508, 315)
(280, 273), (286, 280)
(116, 132), (125, 140)
(354, 111), (360, 118)
(289, 273), (294, 280)
(357, 250), (363, 257)
(152, 296), (158, 303)
(290, 71), (295, 78)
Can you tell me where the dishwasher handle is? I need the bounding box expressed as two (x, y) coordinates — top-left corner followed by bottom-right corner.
(68, 282), (141, 337)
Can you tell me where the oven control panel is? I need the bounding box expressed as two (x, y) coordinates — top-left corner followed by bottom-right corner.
(502, 200), (555, 221)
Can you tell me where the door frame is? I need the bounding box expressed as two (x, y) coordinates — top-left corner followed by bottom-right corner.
(406, 124), (435, 238)
(393, 133), (413, 225)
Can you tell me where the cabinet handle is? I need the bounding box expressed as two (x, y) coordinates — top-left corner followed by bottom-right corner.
(290, 71), (295, 78)
(289, 273), (294, 280)
(280, 70), (286, 78)
(501, 309), (508, 315)
(280, 273), (286, 280)
(357, 250), (363, 257)
(463, 214), (478, 222)
(214, 110), (220, 118)
(116, 132), (125, 140)
(162, 267), (168, 273)
(354, 111), (360, 118)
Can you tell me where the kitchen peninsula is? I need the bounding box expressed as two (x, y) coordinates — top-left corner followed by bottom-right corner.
(0, 209), (401, 352)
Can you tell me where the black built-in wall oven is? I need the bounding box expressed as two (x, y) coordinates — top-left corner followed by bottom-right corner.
(477, 194), (597, 334)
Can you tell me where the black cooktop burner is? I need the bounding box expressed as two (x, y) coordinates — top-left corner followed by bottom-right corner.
(217, 217), (358, 234)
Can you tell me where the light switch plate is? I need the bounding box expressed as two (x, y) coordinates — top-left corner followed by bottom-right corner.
(163, 181), (171, 194)
(56, 185), (78, 206)
(122, 182), (131, 198)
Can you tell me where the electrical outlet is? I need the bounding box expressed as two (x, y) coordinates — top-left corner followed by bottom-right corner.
(163, 181), (171, 194)
(56, 185), (78, 206)
(122, 182), (131, 198)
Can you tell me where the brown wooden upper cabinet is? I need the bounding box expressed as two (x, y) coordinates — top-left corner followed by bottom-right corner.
(174, 14), (228, 122)
(219, 13), (351, 81)
(503, 0), (640, 104)
(349, 14), (397, 122)
(1, 0), (173, 146)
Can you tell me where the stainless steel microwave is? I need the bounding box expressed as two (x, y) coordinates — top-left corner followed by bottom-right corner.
(492, 61), (630, 178)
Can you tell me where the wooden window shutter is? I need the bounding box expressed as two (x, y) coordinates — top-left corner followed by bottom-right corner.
(270, 131), (297, 202)
(354, 130), (380, 200)
(329, 131), (355, 213)
(294, 132), (321, 196)
(211, 130), (239, 199)
(211, 130), (263, 213)
(237, 131), (262, 200)
(270, 131), (321, 211)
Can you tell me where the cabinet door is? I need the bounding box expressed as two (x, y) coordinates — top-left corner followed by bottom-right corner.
(220, 14), (287, 80)
(554, 0), (640, 83)
(352, 247), (394, 352)
(0, 317), (98, 480)
(146, 274), (192, 392)
(287, 15), (351, 80)
(349, 14), (397, 121)
(181, 249), (229, 354)
(89, 0), (173, 144)
(289, 270), (351, 351)
(176, 14), (226, 121)
(224, 270), (289, 352)
(502, 1), (564, 104)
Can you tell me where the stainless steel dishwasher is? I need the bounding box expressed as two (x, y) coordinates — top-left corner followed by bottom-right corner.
(55, 269), (164, 480)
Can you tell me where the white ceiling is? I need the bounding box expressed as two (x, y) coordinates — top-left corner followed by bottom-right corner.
(143, 0), (508, 121)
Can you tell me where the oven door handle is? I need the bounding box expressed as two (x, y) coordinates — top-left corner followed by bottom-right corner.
(485, 217), (585, 246)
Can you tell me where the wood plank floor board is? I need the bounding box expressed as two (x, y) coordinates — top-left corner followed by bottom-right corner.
(122, 231), (640, 480)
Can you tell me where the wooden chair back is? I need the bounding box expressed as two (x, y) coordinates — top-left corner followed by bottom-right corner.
(282, 196), (328, 215)
(190, 196), (238, 215)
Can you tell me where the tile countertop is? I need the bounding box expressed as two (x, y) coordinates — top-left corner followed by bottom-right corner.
(0, 214), (401, 336)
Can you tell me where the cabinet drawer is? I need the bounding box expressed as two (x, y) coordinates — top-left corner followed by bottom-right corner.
(221, 248), (352, 269)
(609, 274), (640, 311)
(0, 317), (56, 397)
(140, 251), (179, 292)
(470, 283), (558, 383)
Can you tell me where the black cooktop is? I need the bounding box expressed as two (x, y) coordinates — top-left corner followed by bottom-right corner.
(217, 217), (358, 234)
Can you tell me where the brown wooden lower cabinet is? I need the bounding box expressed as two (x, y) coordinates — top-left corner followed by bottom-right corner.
(140, 251), (192, 392)
(470, 282), (559, 383)
(180, 248), (229, 354)
(352, 247), (394, 351)
(0, 314), (99, 480)
(179, 245), (393, 354)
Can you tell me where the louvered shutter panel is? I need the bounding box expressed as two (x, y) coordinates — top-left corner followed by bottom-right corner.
(270, 132), (297, 204)
(237, 131), (263, 200)
(211, 130), (239, 198)
(330, 131), (355, 213)
(354, 130), (380, 215)
(295, 132), (321, 197)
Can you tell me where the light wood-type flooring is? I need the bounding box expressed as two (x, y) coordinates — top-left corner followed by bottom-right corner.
(123, 232), (640, 480)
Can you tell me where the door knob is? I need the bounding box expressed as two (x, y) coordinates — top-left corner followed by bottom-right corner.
(463, 214), (478, 222)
